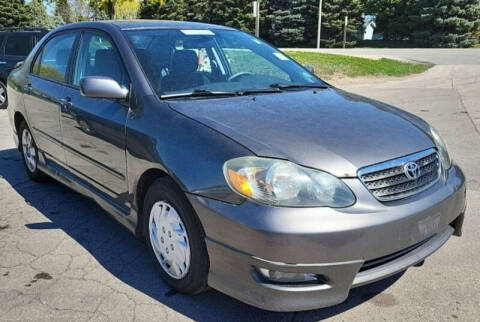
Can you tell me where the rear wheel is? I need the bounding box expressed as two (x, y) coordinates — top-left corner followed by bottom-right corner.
(19, 121), (47, 181)
(0, 82), (7, 109)
(143, 178), (209, 294)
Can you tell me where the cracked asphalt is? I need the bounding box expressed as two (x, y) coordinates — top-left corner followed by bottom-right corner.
(1, 52), (479, 321)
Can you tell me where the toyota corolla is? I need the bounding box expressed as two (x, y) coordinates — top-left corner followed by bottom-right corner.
(7, 21), (466, 311)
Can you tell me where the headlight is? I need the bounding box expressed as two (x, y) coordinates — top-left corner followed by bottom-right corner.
(223, 157), (355, 207)
(429, 127), (451, 169)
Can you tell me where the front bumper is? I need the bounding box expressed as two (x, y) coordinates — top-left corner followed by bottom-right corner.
(12, 132), (19, 148)
(187, 165), (466, 312)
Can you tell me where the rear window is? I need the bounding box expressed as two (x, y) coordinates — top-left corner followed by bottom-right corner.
(5, 35), (31, 56)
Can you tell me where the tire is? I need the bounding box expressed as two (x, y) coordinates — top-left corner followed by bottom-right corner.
(19, 121), (47, 182)
(143, 177), (209, 294)
(0, 81), (7, 109)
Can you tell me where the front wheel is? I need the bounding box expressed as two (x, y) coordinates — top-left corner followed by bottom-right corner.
(0, 82), (7, 109)
(19, 121), (47, 181)
(143, 178), (209, 294)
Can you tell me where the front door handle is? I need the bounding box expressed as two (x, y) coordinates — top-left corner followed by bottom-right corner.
(23, 83), (32, 93)
(0, 61), (6, 65)
(60, 97), (72, 113)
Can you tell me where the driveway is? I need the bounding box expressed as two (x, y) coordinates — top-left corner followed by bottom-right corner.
(283, 48), (480, 65)
(1, 63), (479, 321)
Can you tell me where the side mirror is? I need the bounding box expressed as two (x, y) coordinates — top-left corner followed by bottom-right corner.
(304, 65), (315, 74)
(14, 61), (24, 69)
(80, 76), (128, 100)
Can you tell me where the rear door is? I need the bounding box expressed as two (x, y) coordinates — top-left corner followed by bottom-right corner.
(23, 32), (78, 164)
(60, 30), (130, 198)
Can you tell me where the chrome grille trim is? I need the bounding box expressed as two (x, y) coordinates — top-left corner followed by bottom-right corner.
(358, 148), (441, 202)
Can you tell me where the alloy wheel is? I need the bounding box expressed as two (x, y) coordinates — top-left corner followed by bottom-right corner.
(22, 128), (37, 172)
(0, 84), (6, 106)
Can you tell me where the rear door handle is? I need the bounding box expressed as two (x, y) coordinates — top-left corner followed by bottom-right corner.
(0, 61), (6, 65)
(60, 97), (72, 113)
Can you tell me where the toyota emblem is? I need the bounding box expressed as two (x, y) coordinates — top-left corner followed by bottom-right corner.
(403, 162), (420, 180)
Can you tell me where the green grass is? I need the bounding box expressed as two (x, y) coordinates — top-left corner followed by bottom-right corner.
(285, 51), (432, 79)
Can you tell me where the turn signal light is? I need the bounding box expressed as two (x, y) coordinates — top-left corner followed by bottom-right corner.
(227, 169), (253, 197)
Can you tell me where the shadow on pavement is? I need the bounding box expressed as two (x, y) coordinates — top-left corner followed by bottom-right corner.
(0, 147), (404, 321)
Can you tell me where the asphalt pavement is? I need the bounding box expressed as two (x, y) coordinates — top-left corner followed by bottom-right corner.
(0, 50), (479, 321)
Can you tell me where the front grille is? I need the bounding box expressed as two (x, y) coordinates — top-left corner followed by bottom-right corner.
(358, 148), (441, 202)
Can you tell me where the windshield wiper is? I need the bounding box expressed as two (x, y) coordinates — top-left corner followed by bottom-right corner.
(161, 89), (239, 99)
(269, 83), (329, 90)
(236, 88), (282, 95)
(161, 88), (283, 99)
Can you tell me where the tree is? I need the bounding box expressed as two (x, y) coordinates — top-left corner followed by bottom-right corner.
(55, 0), (72, 23)
(90, 0), (142, 20)
(364, 0), (414, 41)
(266, 0), (305, 46)
(0, 0), (32, 28)
(26, 0), (63, 29)
(184, 0), (208, 22)
(477, 23), (480, 45)
(321, 0), (363, 47)
(263, 0), (363, 47)
(207, 0), (254, 33)
(139, 0), (186, 21)
(134, 0), (367, 47)
(90, 0), (115, 19)
(410, 0), (480, 47)
(294, 0), (321, 46)
(70, 0), (92, 22)
(140, 0), (255, 33)
(114, 0), (140, 19)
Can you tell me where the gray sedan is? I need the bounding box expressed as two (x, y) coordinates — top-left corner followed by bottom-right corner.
(7, 20), (466, 312)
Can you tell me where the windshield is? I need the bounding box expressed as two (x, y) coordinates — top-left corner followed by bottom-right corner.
(124, 29), (323, 97)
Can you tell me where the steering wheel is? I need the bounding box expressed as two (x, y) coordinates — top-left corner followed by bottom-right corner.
(228, 72), (254, 82)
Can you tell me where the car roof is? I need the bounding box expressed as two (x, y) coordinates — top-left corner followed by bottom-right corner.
(113, 20), (235, 30)
(57, 20), (236, 31)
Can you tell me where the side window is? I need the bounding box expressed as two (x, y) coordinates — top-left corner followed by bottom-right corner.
(5, 35), (31, 56)
(0, 35), (5, 55)
(73, 33), (129, 87)
(32, 33), (77, 83)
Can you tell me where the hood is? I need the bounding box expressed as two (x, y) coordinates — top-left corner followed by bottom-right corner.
(167, 88), (434, 177)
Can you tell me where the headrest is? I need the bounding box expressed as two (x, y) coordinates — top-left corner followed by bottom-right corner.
(172, 50), (198, 74)
(95, 49), (116, 67)
(93, 49), (122, 81)
(55, 49), (70, 66)
(135, 48), (149, 62)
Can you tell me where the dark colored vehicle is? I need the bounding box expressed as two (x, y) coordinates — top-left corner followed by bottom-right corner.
(7, 21), (466, 311)
(0, 28), (48, 109)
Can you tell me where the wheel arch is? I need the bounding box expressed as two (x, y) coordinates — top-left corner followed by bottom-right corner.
(14, 111), (27, 149)
(133, 166), (210, 239)
(134, 167), (172, 236)
(0, 71), (8, 84)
